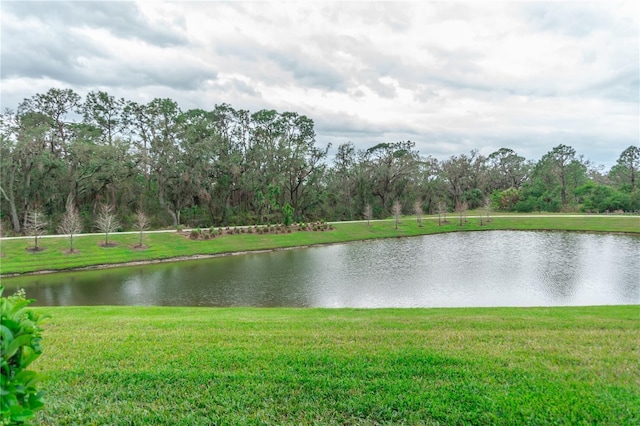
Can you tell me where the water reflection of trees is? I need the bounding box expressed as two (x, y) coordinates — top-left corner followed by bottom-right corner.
(6, 233), (640, 308)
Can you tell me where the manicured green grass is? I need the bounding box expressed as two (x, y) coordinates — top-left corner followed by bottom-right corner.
(34, 305), (639, 425)
(1, 215), (638, 275)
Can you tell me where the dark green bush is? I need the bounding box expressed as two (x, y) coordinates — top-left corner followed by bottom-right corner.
(1, 286), (48, 425)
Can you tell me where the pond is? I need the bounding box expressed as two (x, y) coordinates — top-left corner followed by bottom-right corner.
(3, 231), (639, 308)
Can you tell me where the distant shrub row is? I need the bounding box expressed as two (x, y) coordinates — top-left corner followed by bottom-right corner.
(185, 222), (334, 240)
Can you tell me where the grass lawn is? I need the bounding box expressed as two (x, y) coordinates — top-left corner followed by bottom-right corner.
(34, 305), (639, 425)
(5, 214), (639, 424)
(2, 214), (638, 275)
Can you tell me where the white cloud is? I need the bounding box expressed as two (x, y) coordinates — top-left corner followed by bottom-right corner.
(1, 0), (638, 169)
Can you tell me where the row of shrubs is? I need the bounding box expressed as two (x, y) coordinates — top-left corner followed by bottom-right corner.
(186, 222), (334, 240)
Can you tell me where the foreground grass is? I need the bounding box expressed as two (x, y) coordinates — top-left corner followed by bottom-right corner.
(34, 305), (639, 425)
(1, 214), (638, 275)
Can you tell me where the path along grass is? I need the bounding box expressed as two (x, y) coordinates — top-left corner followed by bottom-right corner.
(33, 305), (639, 425)
(2, 214), (639, 275)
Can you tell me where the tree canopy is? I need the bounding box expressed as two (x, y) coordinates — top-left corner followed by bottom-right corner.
(1, 88), (637, 235)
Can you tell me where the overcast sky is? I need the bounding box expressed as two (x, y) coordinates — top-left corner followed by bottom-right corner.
(1, 1), (638, 169)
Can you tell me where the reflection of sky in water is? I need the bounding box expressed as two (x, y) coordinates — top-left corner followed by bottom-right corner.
(3, 232), (640, 308)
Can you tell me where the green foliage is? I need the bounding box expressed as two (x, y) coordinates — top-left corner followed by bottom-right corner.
(574, 181), (633, 212)
(609, 145), (639, 190)
(462, 188), (484, 209)
(522, 144), (588, 211)
(0, 287), (48, 425)
(491, 187), (520, 211)
(1, 88), (638, 237)
(282, 203), (294, 227)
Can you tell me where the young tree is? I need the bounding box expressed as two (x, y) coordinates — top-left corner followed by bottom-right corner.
(436, 201), (448, 226)
(26, 208), (47, 251)
(484, 197), (492, 223)
(413, 200), (424, 227)
(57, 202), (82, 252)
(392, 199), (402, 229)
(96, 203), (119, 246)
(282, 203), (294, 227)
(455, 200), (468, 226)
(133, 210), (150, 248)
(363, 203), (373, 226)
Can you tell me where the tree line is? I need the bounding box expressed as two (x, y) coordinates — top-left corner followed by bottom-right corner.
(1, 88), (638, 235)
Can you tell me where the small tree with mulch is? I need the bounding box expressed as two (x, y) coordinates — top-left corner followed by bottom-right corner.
(96, 203), (119, 247)
(455, 200), (469, 226)
(392, 200), (402, 230)
(133, 210), (150, 248)
(363, 203), (373, 226)
(58, 202), (83, 253)
(26, 208), (47, 251)
(436, 201), (448, 226)
(414, 199), (424, 227)
(484, 197), (492, 224)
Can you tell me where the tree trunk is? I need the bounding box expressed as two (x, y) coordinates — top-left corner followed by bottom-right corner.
(1, 166), (21, 232)
(158, 185), (178, 226)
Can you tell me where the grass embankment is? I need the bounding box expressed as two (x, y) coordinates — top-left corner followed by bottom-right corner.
(1, 214), (638, 276)
(35, 305), (639, 425)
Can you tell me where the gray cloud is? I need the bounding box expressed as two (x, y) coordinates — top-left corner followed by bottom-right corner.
(1, 1), (636, 170)
(265, 48), (348, 92)
(1, 2), (213, 90)
(2, 1), (187, 47)
(0, 15), (107, 81)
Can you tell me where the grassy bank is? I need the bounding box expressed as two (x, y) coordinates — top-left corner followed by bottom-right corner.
(34, 305), (639, 425)
(1, 214), (638, 275)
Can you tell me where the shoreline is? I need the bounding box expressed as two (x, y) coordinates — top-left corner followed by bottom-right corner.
(0, 244), (317, 278)
(3, 225), (639, 278)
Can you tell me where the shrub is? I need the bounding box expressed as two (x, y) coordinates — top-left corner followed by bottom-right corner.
(1, 286), (48, 425)
(282, 203), (294, 227)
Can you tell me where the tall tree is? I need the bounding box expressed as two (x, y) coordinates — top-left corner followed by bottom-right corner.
(609, 145), (640, 191)
(531, 144), (587, 210)
(486, 148), (530, 192)
(81, 91), (126, 146)
(17, 88), (81, 155)
(360, 141), (419, 215)
(1, 109), (64, 231)
(326, 142), (358, 220)
(0, 114), (22, 232)
(440, 150), (488, 209)
(141, 98), (190, 226)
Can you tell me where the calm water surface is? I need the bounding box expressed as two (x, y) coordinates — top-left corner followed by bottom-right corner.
(3, 231), (639, 308)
